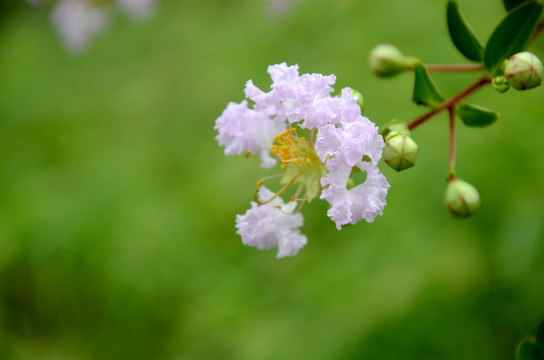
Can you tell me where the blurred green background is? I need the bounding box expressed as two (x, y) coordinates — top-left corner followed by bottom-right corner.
(1, 0), (543, 359)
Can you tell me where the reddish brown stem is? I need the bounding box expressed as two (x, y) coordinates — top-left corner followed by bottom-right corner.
(407, 75), (491, 131)
(424, 64), (485, 72)
(532, 21), (544, 41)
(447, 107), (456, 179)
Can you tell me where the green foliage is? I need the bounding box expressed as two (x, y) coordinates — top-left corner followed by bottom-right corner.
(517, 339), (544, 360)
(503, 0), (531, 12)
(537, 319), (544, 347)
(456, 104), (499, 127)
(517, 319), (544, 360)
(412, 61), (444, 108)
(483, 0), (543, 75)
(446, 0), (483, 62)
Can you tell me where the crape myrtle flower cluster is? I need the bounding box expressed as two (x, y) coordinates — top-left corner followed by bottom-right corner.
(215, 63), (390, 258)
(48, 0), (157, 54)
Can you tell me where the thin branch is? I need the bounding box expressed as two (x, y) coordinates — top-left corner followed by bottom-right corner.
(423, 64), (485, 72)
(407, 75), (491, 131)
(448, 107), (456, 178)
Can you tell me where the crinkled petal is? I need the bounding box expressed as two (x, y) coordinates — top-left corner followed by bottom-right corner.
(214, 101), (286, 168)
(315, 118), (383, 166)
(321, 162), (389, 230)
(236, 187), (307, 258)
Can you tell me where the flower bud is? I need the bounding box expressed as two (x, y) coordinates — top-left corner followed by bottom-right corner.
(380, 120), (411, 137)
(503, 51), (544, 90)
(445, 178), (480, 218)
(350, 89), (365, 111)
(383, 131), (419, 172)
(492, 75), (510, 93)
(369, 44), (410, 77)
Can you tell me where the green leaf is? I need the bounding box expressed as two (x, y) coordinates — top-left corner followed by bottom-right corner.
(412, 61), (444, 108)
(516, 339), (542, 360)
(446, 0), (484, 62)
(503, 0), (531, 12)
(537, 318), (544, 347)
(456, 104), (499, 127)
(483, 0), (543, 75)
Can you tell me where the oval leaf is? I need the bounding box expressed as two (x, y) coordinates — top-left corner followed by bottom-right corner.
(456, 104), (499, 127)
(516, 340), (541, 360)
(447, 0), (484, 62)
(503, 0), (531, 12)
(412, 62), (444, 108)
(484, 1), (543, 75)
(537, 318), (544, 347)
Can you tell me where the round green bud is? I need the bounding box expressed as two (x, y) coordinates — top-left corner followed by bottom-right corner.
(445, 178), (480, 218)
(503, 51), (544, 90)
(369, 44), (409, 77)
(383, 131), (419, 172)
(350, 89), (365, 111)
(492, 75), (510, 93)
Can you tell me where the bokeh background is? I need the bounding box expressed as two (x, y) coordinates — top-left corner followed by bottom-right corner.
(1, 0), (543, 359)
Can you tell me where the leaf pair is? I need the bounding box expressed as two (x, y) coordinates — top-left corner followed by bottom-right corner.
(412, 62), (499, 127)
(447, 0), (543, 75)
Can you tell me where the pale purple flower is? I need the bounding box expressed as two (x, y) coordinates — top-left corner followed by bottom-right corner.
(236, 187), (307, 258)
(50, 0), (158, 54)
(216, 63), (390, 257)
(315, 96), (388, 229)
(321, 161), (389, 230)
(117, 0), (156, 18)
(265, 0), (301, 18)
(215, 100), (286, 168)
(51, 0), (110, 54)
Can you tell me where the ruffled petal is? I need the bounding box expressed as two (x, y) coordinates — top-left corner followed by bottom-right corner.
(236, 187), (307, 258)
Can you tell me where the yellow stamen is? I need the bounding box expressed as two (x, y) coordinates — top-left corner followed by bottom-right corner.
(256, 173), (301, 205)
(245, 151), (251, 158)
(257, 180), (263, 187)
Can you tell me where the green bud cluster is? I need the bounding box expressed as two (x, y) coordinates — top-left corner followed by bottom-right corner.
(492, 75), (509, 93)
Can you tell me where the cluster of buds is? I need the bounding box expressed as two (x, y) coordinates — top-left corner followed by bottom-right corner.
(370, 44), (490, 219)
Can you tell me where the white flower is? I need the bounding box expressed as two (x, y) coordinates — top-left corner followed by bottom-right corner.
(321, 161), (389, 230)
(215, 101), (286, 168)
(236, 187), (307, 258)
(117, 0), (156, 18)
(216, 63), (390, 257)
(51, 0), (110, 54)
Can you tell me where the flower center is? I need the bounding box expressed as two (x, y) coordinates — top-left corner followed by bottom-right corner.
(255, 128), (327, 210)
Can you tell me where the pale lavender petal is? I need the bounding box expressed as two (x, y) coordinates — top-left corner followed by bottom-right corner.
(321, 161), (389, 229)
(236, 187), (307, 258)
(214, 101), (286, 168)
